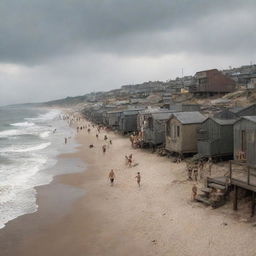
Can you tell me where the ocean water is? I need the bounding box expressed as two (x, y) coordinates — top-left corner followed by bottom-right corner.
(0, 106), (77, 229)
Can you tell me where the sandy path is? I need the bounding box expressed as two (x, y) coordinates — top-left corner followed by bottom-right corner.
(1, 120), (256, 256)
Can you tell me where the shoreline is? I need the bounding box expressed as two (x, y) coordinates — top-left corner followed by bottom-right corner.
(1, 118), (256, 256)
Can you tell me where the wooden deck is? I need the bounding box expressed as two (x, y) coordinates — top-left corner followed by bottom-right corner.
(229, 160), (256, 217)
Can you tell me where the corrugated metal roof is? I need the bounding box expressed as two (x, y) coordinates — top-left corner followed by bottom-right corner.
(151, 112), (174, 120)
(242, 116), (256, 123)
(172, 112), (206, 124)
(230, 106), (244, 113)
(230, 104), (256, 114)
(122, 109), (144, 115)
(138, 108), (162, 114)
(210, 118), (237, 125)
(107, 110), (124, 114)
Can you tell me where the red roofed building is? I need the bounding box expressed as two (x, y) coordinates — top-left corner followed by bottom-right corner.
(190, 69), (236, 96)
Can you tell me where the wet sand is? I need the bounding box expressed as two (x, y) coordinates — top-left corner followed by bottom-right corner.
(1, 121), (256, 256)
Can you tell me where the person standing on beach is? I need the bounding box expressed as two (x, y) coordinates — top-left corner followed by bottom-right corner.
(108, 169), (115, 186)
(102, 145), (107, 154)
(135, 172), (141, 187)
(64, 137), (67, 144)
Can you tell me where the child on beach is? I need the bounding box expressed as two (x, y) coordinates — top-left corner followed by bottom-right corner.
(135, 172), (141, 187)
(128, 156), (132, 167)
(108, 169), (115, 186)
(128, 154), (133, 167)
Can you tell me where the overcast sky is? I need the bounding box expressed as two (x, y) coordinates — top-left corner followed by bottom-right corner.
(0, 0), (256, 105)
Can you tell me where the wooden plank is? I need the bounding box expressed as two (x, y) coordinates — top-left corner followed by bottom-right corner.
(208, 183), (226, 190)
(248, 166), (251, 185)
(231, 178), (256, 192)
(252, 192), (255, 217)
(233, 185), (238, 211)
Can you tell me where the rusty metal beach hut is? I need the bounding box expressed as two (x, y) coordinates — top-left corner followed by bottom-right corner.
(142, 111), (174, 146)
(106, 110), (123, 129)
(119, 108), (144, 134)
(165, 112), (206, 155)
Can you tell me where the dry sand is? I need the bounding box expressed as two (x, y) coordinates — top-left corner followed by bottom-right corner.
(1, 120), (256, 256)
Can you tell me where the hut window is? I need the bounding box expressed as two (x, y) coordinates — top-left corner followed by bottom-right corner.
(177, 126), (180, 137)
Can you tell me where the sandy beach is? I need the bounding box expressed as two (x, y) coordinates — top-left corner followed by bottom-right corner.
(1, 119), (256, 256)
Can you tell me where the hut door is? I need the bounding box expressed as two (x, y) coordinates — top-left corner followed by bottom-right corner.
(241, 130), (246, 152)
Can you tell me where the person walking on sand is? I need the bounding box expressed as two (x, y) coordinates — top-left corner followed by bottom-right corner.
(108, 169), (115, 186)
(64, 137), (67, 144)
(102, 145), (107, 154)
(128, 156), (132, 167)
(135, 172), (141, 187)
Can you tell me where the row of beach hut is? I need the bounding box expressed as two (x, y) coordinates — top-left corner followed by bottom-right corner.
(83, 104), (256, 167)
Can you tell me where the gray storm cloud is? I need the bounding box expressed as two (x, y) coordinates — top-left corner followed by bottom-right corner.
(0, 0), (256, 105)
(0, 0), (255, 63)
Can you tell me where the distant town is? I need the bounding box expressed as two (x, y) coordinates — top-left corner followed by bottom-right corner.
(48, 63), (256, 218)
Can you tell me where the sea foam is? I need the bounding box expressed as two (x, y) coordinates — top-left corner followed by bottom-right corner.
(10, 121), (35, 127)
(0, 142), (51, 153)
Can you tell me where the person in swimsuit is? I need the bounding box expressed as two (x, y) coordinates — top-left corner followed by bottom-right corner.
(135, 172), (141, 187)
(109, 169), (115, 186)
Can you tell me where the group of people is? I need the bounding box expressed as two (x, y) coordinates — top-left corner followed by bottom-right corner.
(108, 169), (141, 187)
(129, 132), (142, 148)
(187, 158), (213, 182)
(189, 158), (213, 201)
(61, 114), (144, 192)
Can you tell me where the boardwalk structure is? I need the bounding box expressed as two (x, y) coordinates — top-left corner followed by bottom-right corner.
(229, 160), (256, 217)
